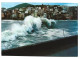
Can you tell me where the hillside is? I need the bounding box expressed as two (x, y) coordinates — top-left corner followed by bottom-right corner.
(8, 3), (33, 10)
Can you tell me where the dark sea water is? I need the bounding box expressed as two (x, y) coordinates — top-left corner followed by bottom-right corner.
(1, 20), (78, 56)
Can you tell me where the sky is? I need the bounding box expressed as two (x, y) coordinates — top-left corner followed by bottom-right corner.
(1, 2), (78, 9)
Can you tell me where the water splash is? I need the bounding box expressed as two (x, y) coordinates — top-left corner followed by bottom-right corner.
(2, 16), (55, 41)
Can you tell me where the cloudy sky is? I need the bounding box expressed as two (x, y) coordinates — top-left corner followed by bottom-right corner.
(1, 2), (78, 9)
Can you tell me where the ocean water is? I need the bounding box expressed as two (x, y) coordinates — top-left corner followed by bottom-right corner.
(1, 20), (78, 50)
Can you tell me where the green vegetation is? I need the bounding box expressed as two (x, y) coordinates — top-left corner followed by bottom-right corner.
(8, 3), (33, 10)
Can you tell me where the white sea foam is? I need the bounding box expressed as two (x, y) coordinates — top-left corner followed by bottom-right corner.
(1, 30), (16, 41)
(1, 16), (43, 41)
(43, 29), (71, 40)
(24, 15), (42, 30)
(11, 24), (27, 36)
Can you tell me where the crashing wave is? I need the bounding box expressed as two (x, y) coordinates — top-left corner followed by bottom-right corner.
(41, 18), (56, 28)
(2, 15), (56, 41)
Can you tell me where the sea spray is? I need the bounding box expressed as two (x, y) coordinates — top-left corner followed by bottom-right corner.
(24, 16), (42, 32)
(11, 24), (27, 36)
(40, 18), (56, 28)
(2, 30), (16, 41)
(2, 15), (56, 42)
(2, 15), (42, 41)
